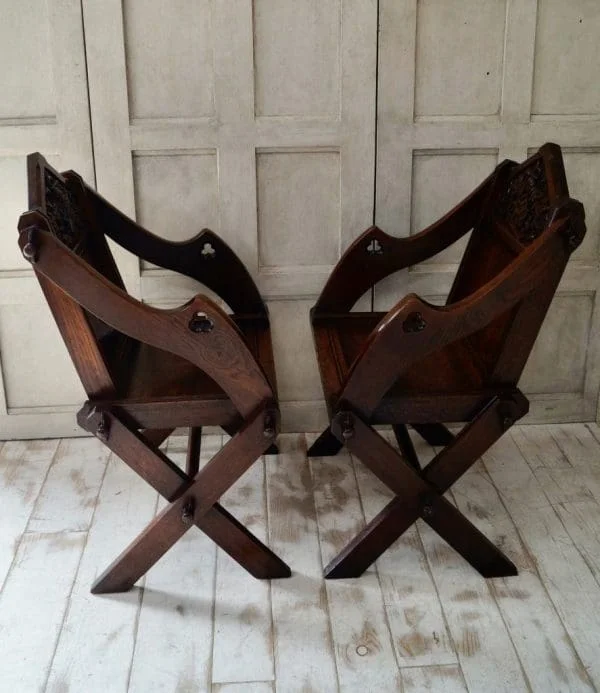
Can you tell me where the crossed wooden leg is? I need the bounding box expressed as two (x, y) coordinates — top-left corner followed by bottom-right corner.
(77, 403), (291, 593)
(324, 392), (529, 579)
(308, 422), (455, 459)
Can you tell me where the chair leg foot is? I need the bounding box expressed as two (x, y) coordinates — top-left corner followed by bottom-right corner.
(323, 559), (366, 580)
(265, 443), (279, 455)
(479, 557), (519, 579)
(307, 428), (344, 457)
(259, 563), (292, 580)
(90, 575), (134, 595)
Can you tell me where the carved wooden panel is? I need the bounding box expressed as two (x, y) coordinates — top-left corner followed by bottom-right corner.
(496, 156), (550, 245)
(43, 167), (87, 252)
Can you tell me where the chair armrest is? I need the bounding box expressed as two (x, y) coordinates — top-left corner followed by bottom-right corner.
(340, 217), (569, 417)
(314, 160), (515, 313)
(18, 220), (273, 418)
(63, 171), (267, 316)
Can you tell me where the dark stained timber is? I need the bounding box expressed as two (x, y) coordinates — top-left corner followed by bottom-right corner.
(17, 153), (290, 593)
(308, 143), (586, 579)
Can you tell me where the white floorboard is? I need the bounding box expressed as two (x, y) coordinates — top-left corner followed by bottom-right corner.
(0, 426), (599, 692)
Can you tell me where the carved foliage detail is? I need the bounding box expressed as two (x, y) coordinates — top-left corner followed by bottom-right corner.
(43, 169), (87, 252)
(498, 158), (550, 244)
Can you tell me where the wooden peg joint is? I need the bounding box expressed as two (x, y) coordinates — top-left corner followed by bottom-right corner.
(188, 312), (214, 333)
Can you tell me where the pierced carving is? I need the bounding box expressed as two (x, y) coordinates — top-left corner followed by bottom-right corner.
(43, 168), (86, 252)
(402, 312), (426, 333)
(189, 312), (214, 333)
(366, 239), (383, 256)
(201, 242), (216, 259)
(497, 158), (550, 244)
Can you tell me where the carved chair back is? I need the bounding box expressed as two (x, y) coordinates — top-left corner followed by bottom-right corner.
(20, 154), (137, 398)
(446, 144), (585, 386)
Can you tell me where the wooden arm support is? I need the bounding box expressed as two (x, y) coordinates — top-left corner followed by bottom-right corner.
(314, 161), (515, 313)
(339, 218), (571, 417)
(18, 216), (272, 418)
(63, 171), (267, 316)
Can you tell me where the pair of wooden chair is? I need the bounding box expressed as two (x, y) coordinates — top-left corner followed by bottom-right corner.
(18, 144), (585, 592)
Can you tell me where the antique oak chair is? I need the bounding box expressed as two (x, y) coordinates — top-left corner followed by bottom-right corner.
(308, 143), (586, 579)
(18, 153), (291, 593)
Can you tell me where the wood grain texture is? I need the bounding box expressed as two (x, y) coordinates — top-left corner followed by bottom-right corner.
(310, 443), (401, 692)
(401, 665), (468, 693)
(0, 531), (85, 692)
(485, 433), (600, 689)
(28, 437), (110, 532)
(16, 152), (289, 592)
(2, 428), (600, 691)
(45, 454), (158, 692)
(353, 432), (457, 668)
(212, 441), (274, 684)
(0, 439), (59, 588)
(267, 434), (338, 692)
(309, 145), (582, 579)
(410, 436), (529, 693)
(128, 437), (221, 693)
(453, 466), (594, 691)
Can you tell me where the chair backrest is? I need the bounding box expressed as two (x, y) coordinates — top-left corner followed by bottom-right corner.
(446, 143), (585, 385)
(22, 153), (137, 397)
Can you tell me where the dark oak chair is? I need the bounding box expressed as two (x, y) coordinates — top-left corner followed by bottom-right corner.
(18, 153), (291, 593)
(308, 143), (586, 579)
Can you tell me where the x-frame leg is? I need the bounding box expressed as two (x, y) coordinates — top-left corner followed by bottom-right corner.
(78, 404), (290, 593)
(325, 392), (528, 579)
(308, 422), (455, 459)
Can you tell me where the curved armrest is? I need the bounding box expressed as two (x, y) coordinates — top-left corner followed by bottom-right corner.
(63, 171), (266, 316)
(340, 217), (568, 417)
(314, 160), (515, 313)
(18, 220), (272, 418)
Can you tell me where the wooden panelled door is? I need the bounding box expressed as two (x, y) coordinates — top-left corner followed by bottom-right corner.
(2, 1), (600, 438)
(79, 0), (377, 433)
(375, 0), (600, 423)
(0, 1), (94, 438)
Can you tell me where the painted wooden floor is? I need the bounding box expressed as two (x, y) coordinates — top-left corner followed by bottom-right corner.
(1, 424), (600, 692)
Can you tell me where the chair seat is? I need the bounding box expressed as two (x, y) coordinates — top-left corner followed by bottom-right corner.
(123, 316), (276, 402)
(313, 313), (495, 423)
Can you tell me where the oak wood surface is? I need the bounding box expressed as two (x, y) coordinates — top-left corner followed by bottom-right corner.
(309, 144), (586, 580)
(17, 153), (290, 592)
